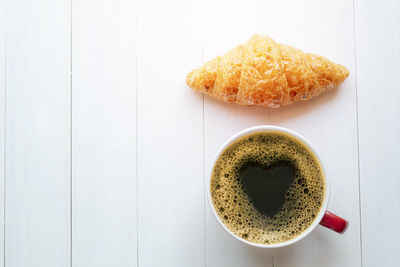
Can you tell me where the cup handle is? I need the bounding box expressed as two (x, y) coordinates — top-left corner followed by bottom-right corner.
(319, 210), (348, 234)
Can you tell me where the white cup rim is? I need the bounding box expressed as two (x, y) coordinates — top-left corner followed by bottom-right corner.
(207, 125), (330, 248)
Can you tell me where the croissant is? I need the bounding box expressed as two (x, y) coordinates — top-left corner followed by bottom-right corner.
(186, 34), (349, 108)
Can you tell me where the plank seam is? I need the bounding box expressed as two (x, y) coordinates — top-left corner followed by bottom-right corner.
(201, 0), (206, 265)
(3, 0), (6, 264)
(69, 0), (73, 267)
(135, 0), (139, 265)
(70, 0), (73, 265)
(352, 0), (363, 266)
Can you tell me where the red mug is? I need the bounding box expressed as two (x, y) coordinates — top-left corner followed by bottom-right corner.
(208, 125), (348, 248)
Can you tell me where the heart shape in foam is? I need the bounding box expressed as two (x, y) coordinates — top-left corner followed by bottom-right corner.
(240, 161), (295, 217)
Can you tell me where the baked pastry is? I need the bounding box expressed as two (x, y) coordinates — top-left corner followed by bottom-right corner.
(186, 34), (349, 108)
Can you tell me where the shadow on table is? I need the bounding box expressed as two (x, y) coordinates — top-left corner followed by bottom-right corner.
(251, 227), (334, 266)
(200, 85), (341, 124)
(272, 227), (335, 265)
(270, 86), (341, 124)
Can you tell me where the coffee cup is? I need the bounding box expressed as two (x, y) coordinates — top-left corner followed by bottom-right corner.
(208, 125), (348, 248)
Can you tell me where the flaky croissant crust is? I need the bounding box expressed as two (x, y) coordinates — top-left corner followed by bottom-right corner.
(186, 34), (349, 108)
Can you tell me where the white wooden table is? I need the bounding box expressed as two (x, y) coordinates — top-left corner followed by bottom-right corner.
(1, 0), (399, 266)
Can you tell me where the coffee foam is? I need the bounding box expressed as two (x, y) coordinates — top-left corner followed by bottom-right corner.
(210, 132), (325, 245)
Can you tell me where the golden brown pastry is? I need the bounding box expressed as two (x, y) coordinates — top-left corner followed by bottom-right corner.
(186, 34), (349, 108)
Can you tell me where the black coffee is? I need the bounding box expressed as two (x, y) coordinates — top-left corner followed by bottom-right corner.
(210, 132), (325, 245)
(240, 161), (295, 217)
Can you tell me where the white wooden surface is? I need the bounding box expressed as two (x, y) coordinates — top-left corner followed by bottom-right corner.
(1, 0), (399, 266)
(355, 0), (400, 266)
(5, 0), (71, 266)
(137, 0), (204, 266)
(72, 0), (137, 266)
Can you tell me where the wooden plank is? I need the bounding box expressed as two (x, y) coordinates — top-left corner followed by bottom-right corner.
(5, 0), (71, 266)
(0, 0), (5, 264)
(136, 0), (204, 266)
(268, 0), (361, 266)
(203, 0), (274, 266)
(71, 0), (137, 266)
(355, 0), (400, 266)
